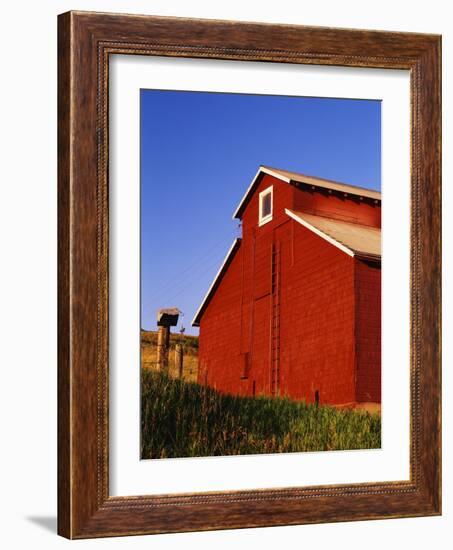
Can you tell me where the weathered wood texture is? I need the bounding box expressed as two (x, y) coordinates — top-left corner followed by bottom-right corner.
(58, 10), (441, 539)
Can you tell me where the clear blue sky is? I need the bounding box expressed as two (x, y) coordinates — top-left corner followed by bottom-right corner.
(141, 90), (381, 335)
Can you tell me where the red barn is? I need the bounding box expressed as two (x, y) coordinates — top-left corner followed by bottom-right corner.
(192, 166), (381, 406)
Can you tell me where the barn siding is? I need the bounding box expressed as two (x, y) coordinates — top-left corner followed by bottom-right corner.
(197, 244), (244, 394)
(197, 172), (380, 405)
(293, 186), (381, 228)
(278, 220), (356, 404)
(354, 259), (381, 403)
(250, 295), (272, 395)
(198, 219), (356, 404)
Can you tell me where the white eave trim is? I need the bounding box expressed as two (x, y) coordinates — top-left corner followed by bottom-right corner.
(191, 238), (241, 327)
(285, 209), (355, 258)
(232, 166), (289, 220)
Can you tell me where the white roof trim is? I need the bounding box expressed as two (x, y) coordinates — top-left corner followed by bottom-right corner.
(191, 238), (241, 327)
(285, 209), (355, 257)
(232, 166), (287, 220)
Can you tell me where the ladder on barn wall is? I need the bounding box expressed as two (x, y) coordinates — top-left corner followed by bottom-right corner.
(270, 242), (281, 396)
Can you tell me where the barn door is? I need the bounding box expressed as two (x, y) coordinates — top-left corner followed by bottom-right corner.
(270, 241), (281, 396)
(249, 232), (273, 396)
(250, 294), (271, 396)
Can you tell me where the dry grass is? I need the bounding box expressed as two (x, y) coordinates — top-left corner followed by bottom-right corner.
(141, 329), (199, 383)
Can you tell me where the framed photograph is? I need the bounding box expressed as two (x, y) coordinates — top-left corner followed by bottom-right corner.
(58, 11), (441, 538)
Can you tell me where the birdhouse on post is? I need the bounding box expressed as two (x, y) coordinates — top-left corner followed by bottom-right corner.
(156, 308), (180, 373)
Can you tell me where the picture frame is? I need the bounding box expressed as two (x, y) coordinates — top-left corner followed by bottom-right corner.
(57, 10), (441, 539)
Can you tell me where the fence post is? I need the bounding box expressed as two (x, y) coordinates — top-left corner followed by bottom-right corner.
(157, 325), (170, 372)
(156, 308), (180, 374)
(175, 344), (183, 378)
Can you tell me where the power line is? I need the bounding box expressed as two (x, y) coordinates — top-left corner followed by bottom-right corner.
(145, 251), (228, 309)
(144, 235), (235, 302)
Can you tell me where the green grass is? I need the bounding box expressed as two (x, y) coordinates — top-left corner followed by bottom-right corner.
(141, 370), (381, 459)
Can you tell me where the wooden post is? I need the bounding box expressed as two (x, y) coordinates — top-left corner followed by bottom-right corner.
(157, 326), (170, 372)
(175, 344), (183, 378)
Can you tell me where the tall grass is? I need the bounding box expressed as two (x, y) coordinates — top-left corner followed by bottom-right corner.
(141, 370), (381, 459)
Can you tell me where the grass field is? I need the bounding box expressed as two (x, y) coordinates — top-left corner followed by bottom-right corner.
(141, 370), (381, 459)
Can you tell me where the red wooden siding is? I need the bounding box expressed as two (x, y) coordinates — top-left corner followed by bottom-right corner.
(278, 221), (356, 404)
(293, 185), (381, 228)
(197, 245), (243, 394)
(354, 259), (382, 403)
(197, 169), (381, 405)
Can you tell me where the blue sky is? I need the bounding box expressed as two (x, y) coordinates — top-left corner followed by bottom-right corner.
(141, 90), (381, 335)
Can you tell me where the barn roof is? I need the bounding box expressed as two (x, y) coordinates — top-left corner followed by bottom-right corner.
(191, 238), (242, 327)
(233, 165), (381, 220)
(286, 209), (381, 260)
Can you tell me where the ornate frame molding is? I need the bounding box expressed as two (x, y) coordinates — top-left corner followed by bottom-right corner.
(58, 11), (441, 538)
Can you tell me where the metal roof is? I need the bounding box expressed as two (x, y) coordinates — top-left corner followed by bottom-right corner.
(286, 209), (381, 260)
(233, 165), (381, 219)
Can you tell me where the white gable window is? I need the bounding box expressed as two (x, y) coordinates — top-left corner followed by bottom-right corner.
(258, 186), (273, 226)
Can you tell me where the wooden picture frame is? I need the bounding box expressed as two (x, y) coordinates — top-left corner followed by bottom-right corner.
(58, 10), (441, 539)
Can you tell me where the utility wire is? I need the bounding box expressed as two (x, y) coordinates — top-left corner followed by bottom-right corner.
(147, 251), (229, 308)
(144, 235), (235, 302)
